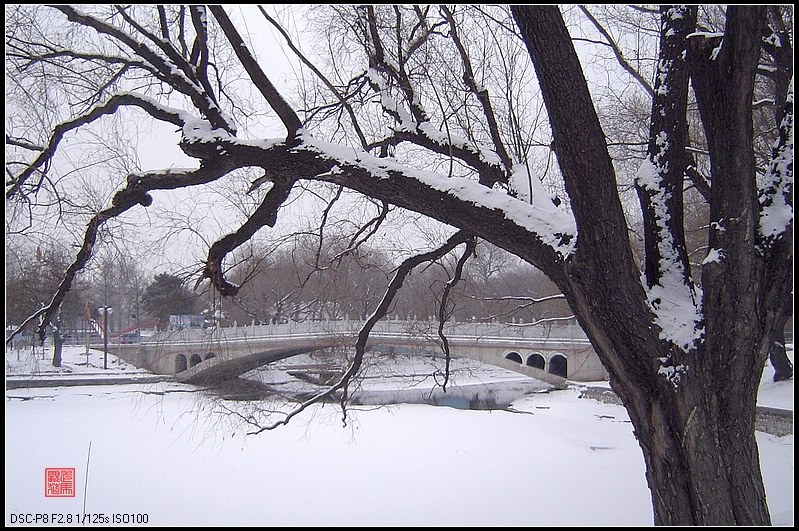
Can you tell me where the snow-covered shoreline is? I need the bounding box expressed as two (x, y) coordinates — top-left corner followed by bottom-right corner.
(5, 345), (794, 526)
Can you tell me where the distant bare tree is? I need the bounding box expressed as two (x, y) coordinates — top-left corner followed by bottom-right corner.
(225, 234), (393, 323)
(5, 242), (90, 366)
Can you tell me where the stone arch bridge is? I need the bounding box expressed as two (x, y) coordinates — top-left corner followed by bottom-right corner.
(105, 319), (606, 388)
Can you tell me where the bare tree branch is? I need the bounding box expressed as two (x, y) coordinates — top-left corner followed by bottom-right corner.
(435, 234), (476, 391)
(258, 6), (369, 149)
(208, 5), (302, 138)
(5, 135), (45, 152)
(203, 177), (297, 296)
(247, 230), (473, 433)
(52, 5), (234, 133)
(363, 15), (508, 187)
(6, 93), (185, 200)
(440, 5), (514, 172)
(578, 5), (655, 97)
(157, 5), (170, 40)
(6, 160), (246, 345)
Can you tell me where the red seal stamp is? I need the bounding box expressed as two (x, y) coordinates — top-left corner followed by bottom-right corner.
(44, 468), (76, 497)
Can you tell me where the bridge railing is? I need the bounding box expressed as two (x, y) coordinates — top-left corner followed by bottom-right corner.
(144, 317), (588, 345)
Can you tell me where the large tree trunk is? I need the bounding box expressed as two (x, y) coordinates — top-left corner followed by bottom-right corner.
(687, 8), (781, 525)
(512, 5), (779, 525)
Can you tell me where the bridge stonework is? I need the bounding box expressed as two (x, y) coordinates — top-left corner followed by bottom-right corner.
(106, 320), (608, 386)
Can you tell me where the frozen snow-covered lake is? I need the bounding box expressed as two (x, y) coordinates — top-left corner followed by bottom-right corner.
(5, 346), (794, 526)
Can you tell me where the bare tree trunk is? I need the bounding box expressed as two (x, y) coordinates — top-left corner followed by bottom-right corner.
(52, 324), (63, 368)
(769, 324), (793, 382)
(512, 5), (778, 525)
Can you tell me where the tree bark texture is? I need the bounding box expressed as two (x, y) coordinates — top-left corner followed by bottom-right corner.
(636, 6), (696, 289)
(512, 5), (781, 525)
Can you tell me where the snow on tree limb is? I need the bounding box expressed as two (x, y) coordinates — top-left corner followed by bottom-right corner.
(6, 92), (187, 200)
(52, 5), (236, 135)
(635, 6), (703, 355)
(636, 157), (703, 353)
(295, 131), (576, 258)
(365, 68), (506, 187)
(758, 78), (794, 246)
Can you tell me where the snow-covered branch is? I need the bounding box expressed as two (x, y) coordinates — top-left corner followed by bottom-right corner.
(6, 92), (187, 200)
(634, 6), (702, 354)
(52, 5), (235, 134)
(757, 78), (794, 248)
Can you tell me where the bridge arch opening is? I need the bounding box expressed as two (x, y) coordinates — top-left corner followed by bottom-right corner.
(549, 354), (567, 378)
(505, 351), (523, 363)
(175, 354), (188, 373)
(526, 353), (545, 370)
(190, 354), (203, 367)
(205, 352), (216, 360)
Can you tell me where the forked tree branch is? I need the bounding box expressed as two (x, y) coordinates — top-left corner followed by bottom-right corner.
(114, 4), (209, 98)
(6, 93), (185, 200)
(258, 6), (369, 149)
(435, 235), (476, 391)
(203, 177), (298, 296)
(245, 230), (473, 433)
(208, 5), (303, 138)
(52, 5), (235, 133)
(363, 10), (507, 187)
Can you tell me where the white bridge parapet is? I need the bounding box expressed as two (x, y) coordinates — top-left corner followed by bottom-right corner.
(153, 318), (590, 342)
(108, 319), (606, 385)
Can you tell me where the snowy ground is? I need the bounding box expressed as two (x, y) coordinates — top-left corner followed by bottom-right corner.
(5, 344), (794, 526)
